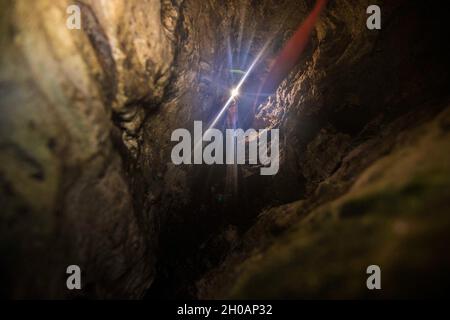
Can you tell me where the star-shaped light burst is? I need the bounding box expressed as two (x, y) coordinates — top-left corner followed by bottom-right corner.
(230, 87), (240, 99)
(205, 42), (269, 132)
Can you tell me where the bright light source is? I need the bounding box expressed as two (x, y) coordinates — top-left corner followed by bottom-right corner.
(205, 40), (271, 132)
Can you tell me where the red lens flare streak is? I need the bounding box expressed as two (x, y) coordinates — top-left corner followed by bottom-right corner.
(255, 0), (328, 111)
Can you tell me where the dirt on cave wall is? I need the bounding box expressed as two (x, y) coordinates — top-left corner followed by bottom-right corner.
(0, 0), (449, 299)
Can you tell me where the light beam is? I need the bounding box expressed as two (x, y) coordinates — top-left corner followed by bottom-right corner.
(206, 42), (269, 132)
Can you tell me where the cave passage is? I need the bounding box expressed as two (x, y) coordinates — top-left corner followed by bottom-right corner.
(1, 0), (449, 299)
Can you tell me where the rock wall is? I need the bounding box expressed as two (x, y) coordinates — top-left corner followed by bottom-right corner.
(196, 0), (450, 298)
(0, 0), (178, 298)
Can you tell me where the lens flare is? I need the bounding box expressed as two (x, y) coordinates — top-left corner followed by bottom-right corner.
(206, 41), (270, 132)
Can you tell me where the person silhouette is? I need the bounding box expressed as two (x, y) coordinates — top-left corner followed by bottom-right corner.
(226, 97), (238, 129)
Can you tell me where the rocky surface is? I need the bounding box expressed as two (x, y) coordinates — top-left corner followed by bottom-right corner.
(0, 0), (178, 298)
(1, 0), (449, 298)
(197, 104), (450, 298)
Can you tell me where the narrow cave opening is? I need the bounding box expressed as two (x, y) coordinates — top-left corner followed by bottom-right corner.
(1, 0), (449, 300)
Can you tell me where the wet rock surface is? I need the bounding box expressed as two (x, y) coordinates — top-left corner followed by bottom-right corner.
(1, 0), (449, 298)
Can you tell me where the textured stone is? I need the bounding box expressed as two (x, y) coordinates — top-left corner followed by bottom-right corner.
(0, 0), (177, 298)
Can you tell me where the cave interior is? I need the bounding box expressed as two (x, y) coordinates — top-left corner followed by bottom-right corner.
(0, 0), (449, 299)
